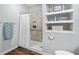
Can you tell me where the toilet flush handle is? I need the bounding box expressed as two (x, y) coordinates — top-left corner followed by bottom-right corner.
(48, 36), (55, 40)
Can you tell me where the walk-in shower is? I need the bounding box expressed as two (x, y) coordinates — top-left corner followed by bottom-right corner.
(19, 5), (43, 53)
(29, 4), (43, 52)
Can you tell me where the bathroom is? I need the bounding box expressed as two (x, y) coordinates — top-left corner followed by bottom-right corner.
(0, 4), (79, 55)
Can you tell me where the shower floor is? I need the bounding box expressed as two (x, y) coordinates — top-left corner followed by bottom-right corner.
(30, 40), (43, 51)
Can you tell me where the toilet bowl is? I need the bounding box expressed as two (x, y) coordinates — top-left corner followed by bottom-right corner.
(55, 50), (74, 55)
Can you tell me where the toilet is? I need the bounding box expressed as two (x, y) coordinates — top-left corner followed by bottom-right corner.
(55, 50), (74, 55)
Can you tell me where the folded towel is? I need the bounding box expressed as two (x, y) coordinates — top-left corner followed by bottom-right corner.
(3, 23), (13, 40)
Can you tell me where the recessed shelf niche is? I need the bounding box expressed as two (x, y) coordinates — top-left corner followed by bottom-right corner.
(43, 4), (73, 33)
(46, 4), (72, 13)
(47, 23), (73, 31)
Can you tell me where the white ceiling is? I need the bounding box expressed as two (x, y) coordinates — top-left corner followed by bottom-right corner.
(20, 4), (42, 8)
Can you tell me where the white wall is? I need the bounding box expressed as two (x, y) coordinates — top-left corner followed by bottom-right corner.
(0, 4), (21, 54)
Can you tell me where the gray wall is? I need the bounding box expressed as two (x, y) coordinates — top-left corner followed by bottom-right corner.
(73, 5), (79, 55)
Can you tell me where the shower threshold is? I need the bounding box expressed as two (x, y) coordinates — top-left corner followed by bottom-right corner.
(29, 40), (49, 55)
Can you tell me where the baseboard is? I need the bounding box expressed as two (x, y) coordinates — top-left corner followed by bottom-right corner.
(0, 46), (18, 55)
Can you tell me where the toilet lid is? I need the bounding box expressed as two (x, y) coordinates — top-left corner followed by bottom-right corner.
(55, 50), (74, 55)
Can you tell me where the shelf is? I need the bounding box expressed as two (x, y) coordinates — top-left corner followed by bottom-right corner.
(45, 9), (73, 16)
(45, 30), (74, 33)
(45, 20), (73, 24)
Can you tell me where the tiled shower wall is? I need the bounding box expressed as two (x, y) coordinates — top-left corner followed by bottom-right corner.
(29, 5), (42, 42)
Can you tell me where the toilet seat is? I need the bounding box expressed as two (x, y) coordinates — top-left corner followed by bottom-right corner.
(55, 50), (74, 55)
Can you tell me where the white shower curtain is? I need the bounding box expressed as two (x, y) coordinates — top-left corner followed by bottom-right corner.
(19, 14), (30, 48)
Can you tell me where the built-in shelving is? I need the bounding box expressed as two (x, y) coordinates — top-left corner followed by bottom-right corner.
(45, 9), (73, 16)
(45, 20), (73, 24)
(45, 30), (74, 33)
(43, 4), (73, 33)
